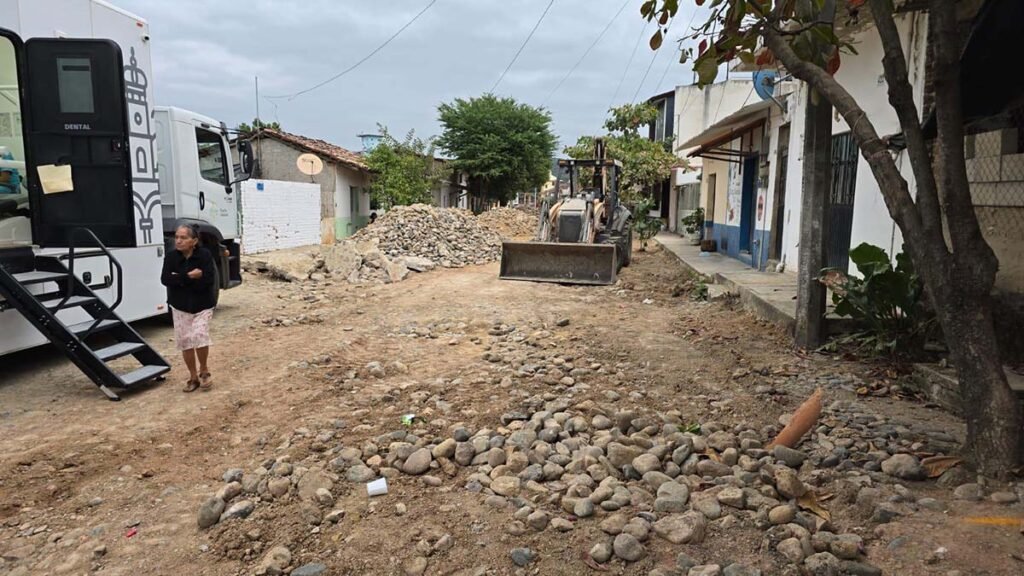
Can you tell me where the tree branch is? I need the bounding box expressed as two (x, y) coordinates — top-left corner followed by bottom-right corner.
(867, 0), (945, 247)
(763, 29), (925, 248)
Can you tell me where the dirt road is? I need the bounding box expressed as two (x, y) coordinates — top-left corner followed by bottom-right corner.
(0, 246), (1019, 575)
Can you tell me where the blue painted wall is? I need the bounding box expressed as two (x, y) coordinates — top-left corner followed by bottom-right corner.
(706, 220), (771, 270)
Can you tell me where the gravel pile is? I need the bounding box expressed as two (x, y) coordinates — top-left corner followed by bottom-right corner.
(475, 207), (538, 240)
(352, 204), (501, 268)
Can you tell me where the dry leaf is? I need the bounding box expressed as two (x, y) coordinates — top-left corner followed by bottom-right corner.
(922, 455), (962, 478)
(703, 449), (721, 463)
(962, 516), (1024, 527)
(798, 491), (832, 522)
(856, 386), (869, 396)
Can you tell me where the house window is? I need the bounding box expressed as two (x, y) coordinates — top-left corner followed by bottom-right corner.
(350, 186), (359, 214)
(196, 127), (227, 185)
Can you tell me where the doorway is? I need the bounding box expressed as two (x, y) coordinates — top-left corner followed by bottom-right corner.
(739, 156), (757, 253)
(769, 125), (790, 261)
(827, 132), (858, 270)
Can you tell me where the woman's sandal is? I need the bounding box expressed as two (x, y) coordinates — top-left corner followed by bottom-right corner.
(183, 378), (200, 393)
(199, 372), (213, 390)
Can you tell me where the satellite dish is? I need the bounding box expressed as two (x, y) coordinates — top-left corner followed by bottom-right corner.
(296, 153), (324, 178)
(753, 70), (777, 101)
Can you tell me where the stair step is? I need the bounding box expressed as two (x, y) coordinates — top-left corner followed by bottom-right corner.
(94, 342), (146, 362)
(120, 364), (170, 387)
(13, 270), (68, 285)
(40, 295), (96, 310)
(67, 318), (119, 335)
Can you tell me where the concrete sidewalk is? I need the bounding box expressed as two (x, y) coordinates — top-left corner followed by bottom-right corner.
(656, 232), (844, 334)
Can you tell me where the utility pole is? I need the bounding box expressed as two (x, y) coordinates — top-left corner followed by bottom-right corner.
(794, 86), (832, 349)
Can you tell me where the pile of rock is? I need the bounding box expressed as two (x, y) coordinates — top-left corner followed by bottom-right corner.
(353, 204), (502, 268)
(475, 207), (538, 239)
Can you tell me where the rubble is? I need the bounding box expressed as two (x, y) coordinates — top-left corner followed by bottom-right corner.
(474, 206), (538, 239)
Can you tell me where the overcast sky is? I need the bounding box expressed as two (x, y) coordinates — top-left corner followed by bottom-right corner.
(116, 0), (705, 152)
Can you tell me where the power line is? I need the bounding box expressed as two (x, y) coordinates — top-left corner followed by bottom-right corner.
(609, 18), (649, 109)
(653, 7), (701, 94)
(543, 0), (630, 106)
(267, 0), (438, 101)
(631, 15), (674, 103)
(491, 0), (556, 93)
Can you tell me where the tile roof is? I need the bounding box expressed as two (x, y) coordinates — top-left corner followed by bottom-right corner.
(251, 128), (368, 172)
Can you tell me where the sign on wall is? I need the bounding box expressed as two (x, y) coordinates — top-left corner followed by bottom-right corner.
(726, 161), (742, 225)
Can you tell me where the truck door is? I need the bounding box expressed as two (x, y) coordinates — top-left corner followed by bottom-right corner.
(23, 38), (135, 248)
(192, 123), (237, 239)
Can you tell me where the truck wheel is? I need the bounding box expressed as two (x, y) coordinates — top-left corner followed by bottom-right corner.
(209, 260), (221, 309)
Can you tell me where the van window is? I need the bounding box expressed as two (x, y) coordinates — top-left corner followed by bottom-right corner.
(0, 35), (30, 247)
(196, 127), (227, 185)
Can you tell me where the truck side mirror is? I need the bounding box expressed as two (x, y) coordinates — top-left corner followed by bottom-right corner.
(238, 140), (255, 177)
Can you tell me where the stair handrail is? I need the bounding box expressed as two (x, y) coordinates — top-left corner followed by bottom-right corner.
(65, 228), (123, 339)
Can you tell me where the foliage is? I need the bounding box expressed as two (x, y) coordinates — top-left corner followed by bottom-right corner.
(640, 0), (857, 87)
(823, 243), (934, 358)
(236, 118), (281, 134)
(563, 103), (678, 205)
(631, 196), (663, 250)
(365, 126), (444, 210)
(436, 94), (557, 204)
(681, 206), (705, 237)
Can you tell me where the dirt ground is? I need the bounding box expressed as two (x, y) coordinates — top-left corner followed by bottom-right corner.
(1, 244), (1022, 575)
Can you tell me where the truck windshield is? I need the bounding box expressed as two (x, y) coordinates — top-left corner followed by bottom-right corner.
(196, 127), (227, 186)
(0, 35), (29, 248)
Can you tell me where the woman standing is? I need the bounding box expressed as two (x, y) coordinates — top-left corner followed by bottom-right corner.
(161, 224), (216, 392)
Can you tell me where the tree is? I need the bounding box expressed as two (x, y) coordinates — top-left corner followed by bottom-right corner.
(364, 126), (444, 210)
(564, 103), (679, 205)
(236, 118), (281, 134)
(436, 94), (557, 207)
(640, 0), (1019, 477)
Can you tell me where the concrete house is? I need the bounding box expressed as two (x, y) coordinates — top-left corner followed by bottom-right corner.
(244, 129), (372, 243)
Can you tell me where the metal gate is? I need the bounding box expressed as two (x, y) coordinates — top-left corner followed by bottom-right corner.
(827, 132), (858, 270)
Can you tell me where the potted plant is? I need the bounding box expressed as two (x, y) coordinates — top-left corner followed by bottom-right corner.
(680, 207), (705, 246)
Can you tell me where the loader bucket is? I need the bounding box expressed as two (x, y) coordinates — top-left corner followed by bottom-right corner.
(499, 242), (619, 285)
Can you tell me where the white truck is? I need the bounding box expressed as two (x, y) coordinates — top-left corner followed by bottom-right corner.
(0, 0), (253, 398)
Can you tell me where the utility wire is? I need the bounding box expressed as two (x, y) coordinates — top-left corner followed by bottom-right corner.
(653, 7), (701, 94)
(609, 18), (649, 109)
(491, 0), (556, 93)
(543, 0), (630, 106)
(268, 0), (438, 101)
(631, 15), (674, 103)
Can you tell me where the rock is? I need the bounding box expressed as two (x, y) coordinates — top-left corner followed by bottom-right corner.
(917, 497), (946, 511)
(778, 537), (806, 564)
(314, 488), (334, 507)
(454, 442), (476, 466)
(527, 510), (550, 531)
(433, 438), (457, 459)
(690, 493), (722, 520)
(268, 477), (291, 498)
(601, 513), (628, 535)
(840, 561), (882, 576)
(633, 453), (662, 475)
(219, 499), (255, 522)
(613, 533), (646, 562)
(404, 448), (433, 475)
(197, 497), (225, 529)
(384, 259), (410, 283)
(293, 564), (328, 576)
(422, 475), (443, 487)
(551, 518), (574, 531)
(707, 431), (738, 451)
(689, 566), (723, 576)
(804, 552), (842, 575)
(953, 483), (983, 501)
(654, 511), (707, 544)
(325, 510), (345, 524)
(366, 361), (386, 378)
(881, 454), (925, 480)
(574, 498), (595, 518)
(830, 534), (863, 560)
(676, 553), (699, 571)
(774, 468), (807, 499)
(697, 459), (733, 478)
(655, 481), (690, 513)
(223, 468), (244, 483)
(717, 486), (746, 509)
(297, 469), (334, 501)
(217, 481), (243, 502)
(401, 256), (436, 272)
(590, 542), (613, 563)
(491, 476), (521, 497)
(607, 443), (644, 468)
(871, 503), (901, 524)
(259, 545), (292, 576)
(773, 445), (808, 468)
(510, 547), (535, 566)
(346, 465), (376, 483)
(769, 505), (797, 525)
(722, 564), (761, 576)
(324, 243), (363, 277)
(402, 557), (428, 576)
(991, 491), (1018, 504)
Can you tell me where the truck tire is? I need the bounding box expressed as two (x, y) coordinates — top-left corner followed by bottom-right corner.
(209, 260), (221, 309)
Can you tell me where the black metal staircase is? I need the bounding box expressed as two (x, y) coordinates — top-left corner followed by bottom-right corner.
(0, 229), (169, 400)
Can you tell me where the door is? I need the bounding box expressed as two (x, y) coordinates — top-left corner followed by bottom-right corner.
(192, 123), (235, 237)
(0, 30), (31, 250)
(769, 125), (790, 261)
(739, 156), (757, 253)
(25, 38), (135, 247)
(828, 132), (858, 270)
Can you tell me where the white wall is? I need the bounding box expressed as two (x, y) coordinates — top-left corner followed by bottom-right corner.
(674, 78), (756, 155)
(779, 12), (927, 273)
(240, 179), (320, 254)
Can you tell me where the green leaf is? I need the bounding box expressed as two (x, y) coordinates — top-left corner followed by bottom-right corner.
(849, 243), (891, 275)
(641, 0), (656, 17)
(695, 54), (719, 86)
(738, 51), (756, 65)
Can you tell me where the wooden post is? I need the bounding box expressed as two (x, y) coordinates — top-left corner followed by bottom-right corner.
(794, 87), (832, 348)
